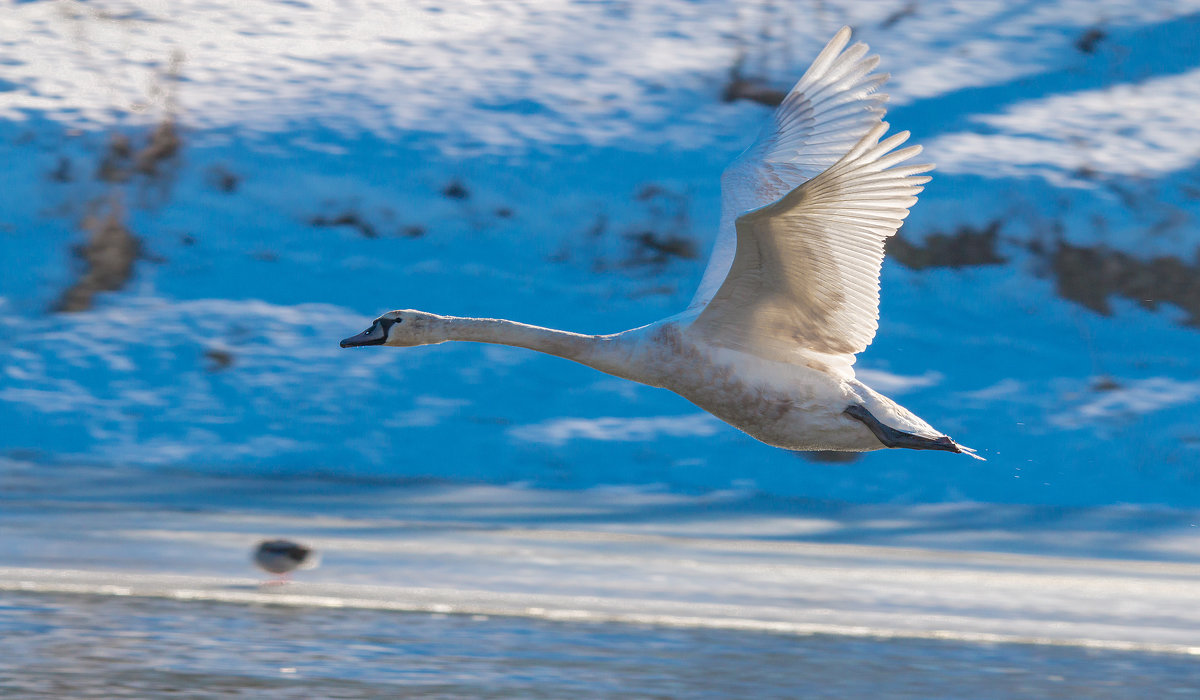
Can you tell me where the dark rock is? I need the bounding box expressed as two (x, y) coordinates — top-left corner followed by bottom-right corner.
(204, 348), (235, 372)
(206, 165), (239, 193)
(442, 180), (469, 200)
(626, 231), (699, 263)
(1076, 27), (1106, 54)
(49, 156), (72, 183)
(310, 211), (378, 239)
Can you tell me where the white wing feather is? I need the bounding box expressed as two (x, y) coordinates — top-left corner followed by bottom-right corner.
(689, 122), (933, 369)
(690, 26), (889, 310)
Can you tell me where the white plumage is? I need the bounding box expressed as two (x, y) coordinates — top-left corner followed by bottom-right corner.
(693, 122), (932, 369)
(693, 26), (890, 311)
(342, 28), (980, 459)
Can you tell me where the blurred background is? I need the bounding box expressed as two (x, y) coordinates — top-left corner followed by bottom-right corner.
(2, 0), (1200, 697)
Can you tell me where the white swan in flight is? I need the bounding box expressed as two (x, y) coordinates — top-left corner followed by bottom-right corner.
(342, 27), (980, 458)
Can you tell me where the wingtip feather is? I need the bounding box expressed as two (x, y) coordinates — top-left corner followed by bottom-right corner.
(803, 27), (855, 82)
(842, 122), (889, 161)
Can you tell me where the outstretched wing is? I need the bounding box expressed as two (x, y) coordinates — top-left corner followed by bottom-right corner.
(689, 123), (933, 368)
(689, 26), (889, 310)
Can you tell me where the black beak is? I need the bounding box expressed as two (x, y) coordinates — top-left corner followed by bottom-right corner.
(340, 322), (387, 348)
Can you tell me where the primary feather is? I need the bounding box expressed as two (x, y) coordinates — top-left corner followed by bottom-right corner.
(692, 123), (933, 371)
(691, 26), (891, 311)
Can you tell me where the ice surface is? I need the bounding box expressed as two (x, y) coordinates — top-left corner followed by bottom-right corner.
(3, 466), (1200, 655)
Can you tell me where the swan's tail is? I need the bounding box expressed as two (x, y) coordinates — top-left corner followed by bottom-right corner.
(843, 404), (985, 459)
(950, 440), (986, 461)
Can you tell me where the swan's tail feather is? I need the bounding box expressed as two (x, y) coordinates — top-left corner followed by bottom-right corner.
(843, 405), (984, 459)
(951, 441), (986, 461)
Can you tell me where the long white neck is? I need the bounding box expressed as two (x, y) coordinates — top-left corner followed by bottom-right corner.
(429, 315), (637, 381)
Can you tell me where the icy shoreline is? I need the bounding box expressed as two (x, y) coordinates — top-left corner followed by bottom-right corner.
(4, 563), (1198, 656)
(4, 467), (1200, 655)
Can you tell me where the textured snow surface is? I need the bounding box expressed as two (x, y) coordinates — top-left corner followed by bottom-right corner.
(3, 0), (1200, 506)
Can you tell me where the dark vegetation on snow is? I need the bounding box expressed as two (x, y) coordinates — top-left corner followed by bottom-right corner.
(887, 221), (1007, 270)
(1048, 243), (1200, 326)
(95, 121), (181, 184)
(625, 231), (699, 264)
(204, 348), (235, 372)
(1075, 26), (1107, 54)
(53, 120), (179, 312)
(625, 185), (698, 265)
(442, 180), (470, 200)
(309, 211), (380, 239)
(880, 2), (919, 30)
(55, 199), (141, 313)
(722, 55), (786, 107)
(205, 164), (240, 193)
(53, 51), (184, 312)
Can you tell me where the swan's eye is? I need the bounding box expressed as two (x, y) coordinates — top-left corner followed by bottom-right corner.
(395, 317), (403, 324)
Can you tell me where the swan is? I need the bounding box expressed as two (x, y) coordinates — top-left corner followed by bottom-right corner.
(342, 27), (980, 458)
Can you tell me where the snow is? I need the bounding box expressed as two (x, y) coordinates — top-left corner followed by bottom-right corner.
(931, 67), (1200, 183)
(3, 0), (1200, 509)
(508, 414), (723, 446)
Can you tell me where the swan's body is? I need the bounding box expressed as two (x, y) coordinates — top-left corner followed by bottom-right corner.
(342, 28), (979, 458)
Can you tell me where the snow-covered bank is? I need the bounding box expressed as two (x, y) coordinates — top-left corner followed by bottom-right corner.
(3, 1), (1200, 506)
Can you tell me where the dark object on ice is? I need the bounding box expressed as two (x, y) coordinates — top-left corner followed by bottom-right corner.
(254, 539), (319, 581)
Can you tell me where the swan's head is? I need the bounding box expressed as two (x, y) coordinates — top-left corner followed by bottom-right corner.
(339, 310), (444, 348)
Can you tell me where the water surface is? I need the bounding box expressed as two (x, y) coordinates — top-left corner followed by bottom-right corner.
(2, 592), (1198, 699)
